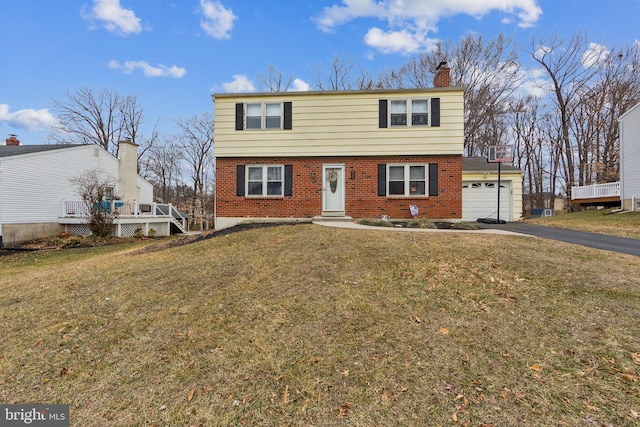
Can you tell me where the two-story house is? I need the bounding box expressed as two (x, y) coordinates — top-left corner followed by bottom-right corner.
(213, 64), (465, 230)
(213, 64), (523, 229)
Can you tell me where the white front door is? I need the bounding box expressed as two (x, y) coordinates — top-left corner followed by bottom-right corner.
(322, 164), (345, 215)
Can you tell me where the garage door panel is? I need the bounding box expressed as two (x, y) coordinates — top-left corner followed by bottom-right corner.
(462, 181), (511, 221)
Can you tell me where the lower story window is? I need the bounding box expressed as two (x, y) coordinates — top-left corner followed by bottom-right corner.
(388, 164), (427, 196)
(247, 165), (283, 196)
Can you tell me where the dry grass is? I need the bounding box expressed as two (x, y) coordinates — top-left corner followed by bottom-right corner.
(1, 225), (639, 426)
(529, 209), (640, 239)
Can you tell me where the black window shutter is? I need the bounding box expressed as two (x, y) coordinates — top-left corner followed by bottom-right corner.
(283, 102), (292, 130)
(378, 164), (386, 196)
(431, 98), (440, 127)
(236, 165), (245, 196)
(235, 103), (244, 131)
(379, 100), (388, 128)
(284, 165), (293, 196)
(428, 163), (438, 196)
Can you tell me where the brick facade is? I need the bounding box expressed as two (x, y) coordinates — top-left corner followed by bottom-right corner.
(216, 156), (462, 220)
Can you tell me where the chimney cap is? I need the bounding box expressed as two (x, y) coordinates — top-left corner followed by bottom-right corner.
(436, 61), (449, 70)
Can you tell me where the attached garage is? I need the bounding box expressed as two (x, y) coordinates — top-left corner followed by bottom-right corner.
(462, 158), (523, 222)
(462, 181), (512, 221)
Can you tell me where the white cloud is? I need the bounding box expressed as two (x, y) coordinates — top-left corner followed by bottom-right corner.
(315, 0), (542, 54)
(364, 27), (437, 55)
(581, 42), (610, 69)
(517, 67), (550, 98)
(222, 75), (256, 93)
(82, 0), (142, 35)
(200, 0), (237, 39)
(289, 79), (311, 92)
(108, 60), (187, 78)
(0, 104), (57, 131)
(315, 0), (387, 33)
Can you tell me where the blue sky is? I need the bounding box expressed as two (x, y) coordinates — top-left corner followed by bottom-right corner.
(1, 0), (639, 145)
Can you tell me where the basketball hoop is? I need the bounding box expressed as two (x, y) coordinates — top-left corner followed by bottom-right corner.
(488, 145), (514, 163)
(485, 145), (513, 224)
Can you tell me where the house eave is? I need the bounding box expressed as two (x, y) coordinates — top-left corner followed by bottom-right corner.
(212, 86), (464, 102)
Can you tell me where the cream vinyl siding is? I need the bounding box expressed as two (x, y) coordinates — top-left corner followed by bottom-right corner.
(214, 88), (464, 157)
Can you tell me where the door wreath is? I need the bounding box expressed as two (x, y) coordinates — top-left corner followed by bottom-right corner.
(327, 170), (338, 193)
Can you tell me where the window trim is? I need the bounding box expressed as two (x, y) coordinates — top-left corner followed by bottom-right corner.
(388, 98), (431, 127)
(244, 102), (283, 130)
(245, 164), (285, 197)
(386, 163), (429, 197)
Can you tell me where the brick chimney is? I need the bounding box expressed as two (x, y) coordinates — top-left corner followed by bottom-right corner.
(6, 134), (20, 146)
(433, 61), (451, 88)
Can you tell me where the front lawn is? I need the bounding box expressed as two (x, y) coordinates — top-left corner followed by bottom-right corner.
(1, 225), (639, 426)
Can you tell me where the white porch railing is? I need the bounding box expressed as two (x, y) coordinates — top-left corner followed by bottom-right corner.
(571, 182), (620, 200)
(62, 200), (187, 228)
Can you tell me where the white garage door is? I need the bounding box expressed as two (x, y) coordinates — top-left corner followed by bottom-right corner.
(462, 181), (511, 221)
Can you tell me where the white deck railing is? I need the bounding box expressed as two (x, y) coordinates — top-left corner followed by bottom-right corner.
(62, 200), (186, 226)
(571, 182), (620, 200)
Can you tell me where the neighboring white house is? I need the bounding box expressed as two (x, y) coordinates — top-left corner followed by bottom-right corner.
(619, 102), (640, 211)
(0, 137), (186, 245)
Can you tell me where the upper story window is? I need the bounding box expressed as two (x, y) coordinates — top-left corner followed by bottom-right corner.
(390, 99), (429, 127)
(246, 103), (282, 129)
(379, 98), (440, 128)
(236, 101), (293, 131)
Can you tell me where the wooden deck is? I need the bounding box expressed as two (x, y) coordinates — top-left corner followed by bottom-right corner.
(571, 182), (621, 207)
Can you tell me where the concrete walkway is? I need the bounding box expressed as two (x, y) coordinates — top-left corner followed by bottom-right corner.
(312, 217), (525, 236)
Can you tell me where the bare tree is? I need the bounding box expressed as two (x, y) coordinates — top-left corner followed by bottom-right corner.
(256, 65), (293, 92)
(141, 137), (184, 204)
(50, 87), (150, 156)
(393, 34), (522, 156)
(586, 44), (640, 183)
(314, 55), (356, 91)
(530, 33), (601, 195)
(71, 169), (117, 238)
(175, 113), (215, 228)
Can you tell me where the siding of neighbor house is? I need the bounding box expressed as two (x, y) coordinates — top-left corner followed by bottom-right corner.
(1, 145), (153, 225)
(214, 88), (464, 229)
(619, 102), (640, 210)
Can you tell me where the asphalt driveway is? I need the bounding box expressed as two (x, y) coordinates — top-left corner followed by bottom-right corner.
(475, 222), (640, 257)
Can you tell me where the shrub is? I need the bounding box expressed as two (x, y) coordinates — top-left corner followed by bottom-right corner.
(134, 226), (145, 239)
(61, 236), (84, 248)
